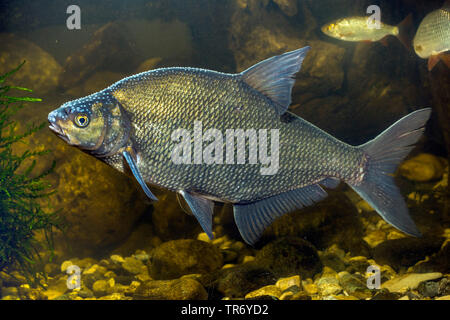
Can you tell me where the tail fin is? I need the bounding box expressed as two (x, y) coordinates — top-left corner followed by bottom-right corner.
(349, 108), (432, 237)
(396, 13), (413, 50)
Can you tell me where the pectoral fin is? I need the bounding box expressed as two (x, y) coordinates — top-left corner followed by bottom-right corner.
(180, 190), (214, 240)
(123, 149), (158, 201)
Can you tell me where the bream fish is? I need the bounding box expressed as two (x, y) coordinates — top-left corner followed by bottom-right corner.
(48, 47), (431, 245)
(413, 1), (450, 70)
(321, 15), (412, 48)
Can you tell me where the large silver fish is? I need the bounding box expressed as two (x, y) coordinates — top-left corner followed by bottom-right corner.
(413, 1), (450, 70)
(48, 47), (431, 245)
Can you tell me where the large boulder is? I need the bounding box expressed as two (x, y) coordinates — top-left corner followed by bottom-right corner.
(148, 239), (223, 280)
(134, 278), (208, 300)
(47, 139), (150, 257)
(0, 33), (62, 95)
(61, 19), (194, 91)
(254, 237), (323, 279)
(60, 22), (139, 90)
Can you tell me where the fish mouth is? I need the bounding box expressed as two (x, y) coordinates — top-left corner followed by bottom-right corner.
(48, 122), (70, 143)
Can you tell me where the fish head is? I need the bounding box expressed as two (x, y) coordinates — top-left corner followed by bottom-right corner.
(48, 91), (131, 157)
(321, 22), (337, 37)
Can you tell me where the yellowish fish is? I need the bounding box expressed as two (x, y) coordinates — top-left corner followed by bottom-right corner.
(321, 15), (411, 47)
(413, 1), (450, 71)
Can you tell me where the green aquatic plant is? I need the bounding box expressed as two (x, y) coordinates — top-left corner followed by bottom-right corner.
(0, 62), (61, 286)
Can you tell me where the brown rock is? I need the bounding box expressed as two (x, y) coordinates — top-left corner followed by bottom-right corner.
(274, 0), (298, 16)
(151, 193), (202, 241)
(0, 33), (62, 95)
(61, 22), (139, 89)
(148, 239), (223, 280)
(399, 153), (446, 182)
(134, 278), (207, 300)
(255, 237), (322, 279)
(372, 237), (445, 271)
(49, 146), (149, 257)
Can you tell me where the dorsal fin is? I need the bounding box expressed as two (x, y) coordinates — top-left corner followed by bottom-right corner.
(241, 46), (311, 115)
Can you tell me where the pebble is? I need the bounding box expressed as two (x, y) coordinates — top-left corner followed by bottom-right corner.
(123, 281), (141, 296)
(276, 275), (301, 292)
(110, 255), (125, 264)
(134, 253), (150, 262)
(44, 277), (69, 300)
(60, 260), (74, 273)
(382, 273), (443, 293)
(245, 285), (282, 300)
(197, 232), (213, 243)
(399, 153), (445, 182)
(316, 267), (342, 296)
(77, 287), (94, 298)
(356, 199), (373, 213)
(134, 278), (208, 300)
(418, 280), (439, 298)
(135, 272), (151, 282)
(92, 279), (113, 297)
(242, 256), (255, 263)
(122, 257), (146, 275)
(279, 291), (294, 300)
(303, 283), (318, 295)
(363, 230), (386, 248)
(337, 271), (372, 299)
(98, 293), (130, 300)
(82, 264), (108, 289)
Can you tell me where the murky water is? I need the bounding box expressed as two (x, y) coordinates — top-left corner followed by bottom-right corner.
(0, 0), (448, 301)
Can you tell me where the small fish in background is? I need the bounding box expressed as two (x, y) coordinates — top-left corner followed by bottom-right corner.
(413, 0), (450, 71)
(48, 47), (431, 246)
(321, 14), (412, 48)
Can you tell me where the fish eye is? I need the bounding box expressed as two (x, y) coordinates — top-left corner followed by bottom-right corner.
(74, 113), (90, 128)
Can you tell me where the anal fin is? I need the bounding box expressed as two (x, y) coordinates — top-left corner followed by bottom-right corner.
(233, 184), (328, 245)
(180, 190), (215, 240)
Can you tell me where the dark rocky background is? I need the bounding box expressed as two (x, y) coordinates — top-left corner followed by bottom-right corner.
(0, 0), (448, 300)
